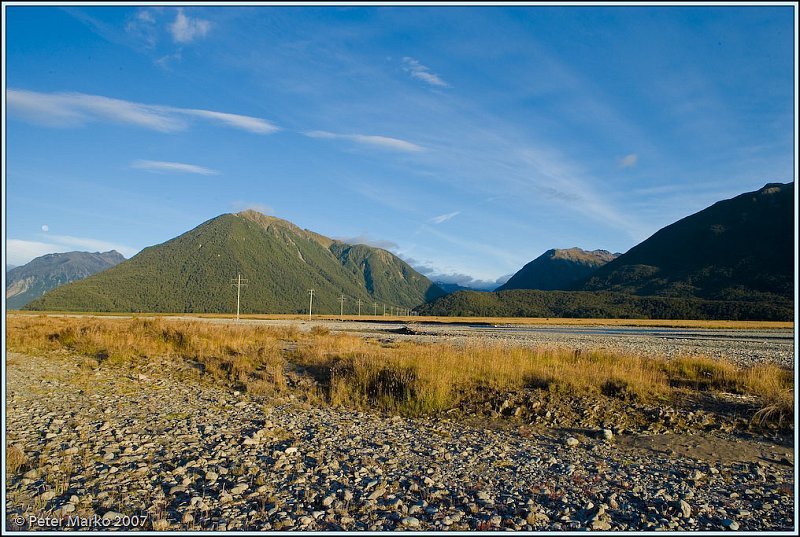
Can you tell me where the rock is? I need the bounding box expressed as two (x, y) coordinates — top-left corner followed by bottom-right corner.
(230, 484), (248, 495)
(205, 471), (218, 482)
(678, 499), (692, 519)
(721, 519), (740, 531)
(401, 516), (420, 528)
(182, 512), (194, 524)
(565, 437), (580, 447)
(40, 490), (56, 502)
(367, 486), (386, 501)
(601, 429), (614, 441)
(102, 511), (124, 522)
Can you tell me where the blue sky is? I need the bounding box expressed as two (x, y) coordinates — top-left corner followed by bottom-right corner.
(3, 3), (796, 289)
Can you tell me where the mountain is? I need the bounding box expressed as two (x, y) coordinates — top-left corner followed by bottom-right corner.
(25, 211), (445, 314)
(497, 248), (618, 291)
(580, 182), (794, 301)
(435, 282), (477, 294)
(6, 251), (125, 310)
(417, 182), (794, 321)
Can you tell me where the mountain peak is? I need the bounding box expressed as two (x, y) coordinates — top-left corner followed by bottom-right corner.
(498, 247), (617, 291)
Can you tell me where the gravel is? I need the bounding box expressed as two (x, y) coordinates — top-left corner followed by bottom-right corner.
(6, 339), (795, 532)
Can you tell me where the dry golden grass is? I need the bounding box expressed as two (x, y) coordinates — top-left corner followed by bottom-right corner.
(6, 444), (27, 475)
(9, 310), (791, 329)
(6, 315), (794, 423)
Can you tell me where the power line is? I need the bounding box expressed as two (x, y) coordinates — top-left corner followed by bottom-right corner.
(230, 273), (248, 322)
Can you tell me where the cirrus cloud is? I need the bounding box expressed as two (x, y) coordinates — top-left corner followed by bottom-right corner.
(8, 89), (280, 134)
(305, 130), (423, 152)
(131, 160), (219, 175)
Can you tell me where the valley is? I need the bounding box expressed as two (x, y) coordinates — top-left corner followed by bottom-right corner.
(5, 313), (794, 531)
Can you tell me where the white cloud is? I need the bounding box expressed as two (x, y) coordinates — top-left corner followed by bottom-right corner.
(125, 8), (159, 48)
(41, 225), (49, 232)
(619, 153), (639, 168)
(170, 8), (211, 44)
(131, 160), (219, 175)
(184, 109), (279, 134)
(402, 57), (449, 88)
(7, 89), (279, 134)
(336, 234), (399, 251)
(429, 211), (460, 225)
(305, 130), (423, 152)
(7, 238), (138, 266)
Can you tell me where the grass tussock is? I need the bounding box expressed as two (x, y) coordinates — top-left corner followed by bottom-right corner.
(6, 444), (27, 475)
(6, 315), (794, 425)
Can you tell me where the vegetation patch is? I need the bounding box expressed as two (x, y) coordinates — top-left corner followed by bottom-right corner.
(6, 315), (793, 429)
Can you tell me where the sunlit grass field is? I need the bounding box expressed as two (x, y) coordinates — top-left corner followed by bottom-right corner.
(5, 314), (794, 425)
(7, 310), (793, 329)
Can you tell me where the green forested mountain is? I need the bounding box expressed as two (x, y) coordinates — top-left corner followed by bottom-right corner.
(580, 182), (794, 300)
(415, 289), (791, 321)
(418, 183), (795, 321)
(497, 248), (618, 291)
(25, 211), (445, 313)
(7, 251), (125, 309)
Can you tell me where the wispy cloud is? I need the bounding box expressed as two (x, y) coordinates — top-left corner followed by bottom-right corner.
(305, 130), (423, 152)
(131, 160), (219, 175)
(125, 9), (159, 48)
(170, 8), (211, 44)
(336, 234), (399, 251)
(402, 57), (449, 88)
(8, 89), (279, 134)
(429, 211), (460, 225)
(619, 153), (638, 168)
(7, 237), (138, 266)
(402, 257), (509, 290)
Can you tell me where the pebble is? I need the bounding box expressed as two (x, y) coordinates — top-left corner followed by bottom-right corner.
(5, 335), (794, 533)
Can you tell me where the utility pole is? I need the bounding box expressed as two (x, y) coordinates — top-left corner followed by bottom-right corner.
(383, 304), (386, 316)
(356, 298), (362, 316)
(230, 273), (248, 322)
(373, 302), (378, 316)
(339, 294), (346, 319)
(308, 289), (314, 320)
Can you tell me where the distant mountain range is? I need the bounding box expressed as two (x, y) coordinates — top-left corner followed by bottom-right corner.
(419, 182), (794, 320)
(7, 251), (125, 309)
(497, 248), (619, 291)
(25, 211), (445, 314)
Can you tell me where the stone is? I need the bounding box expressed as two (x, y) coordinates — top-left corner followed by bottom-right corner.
(566, 437), (580, 447)
(401, 516), (420, 528)
(678, 500), (692, 519)
(721, 519), (740, 531)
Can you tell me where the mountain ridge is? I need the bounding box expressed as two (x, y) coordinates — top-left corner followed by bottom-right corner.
(497, 247), (619, 291)
(7, 250), (125, 309)
(24, 212), (444, 313)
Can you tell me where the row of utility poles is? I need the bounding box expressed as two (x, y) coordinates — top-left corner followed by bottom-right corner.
(308, 289), (414, 319)
(230, 275), (414, 321)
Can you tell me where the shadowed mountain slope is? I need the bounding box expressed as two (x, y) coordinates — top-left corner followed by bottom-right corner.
(498, 248), (618, 291)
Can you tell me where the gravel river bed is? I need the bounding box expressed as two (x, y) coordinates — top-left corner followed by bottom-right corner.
(5, 318), (796, 532)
